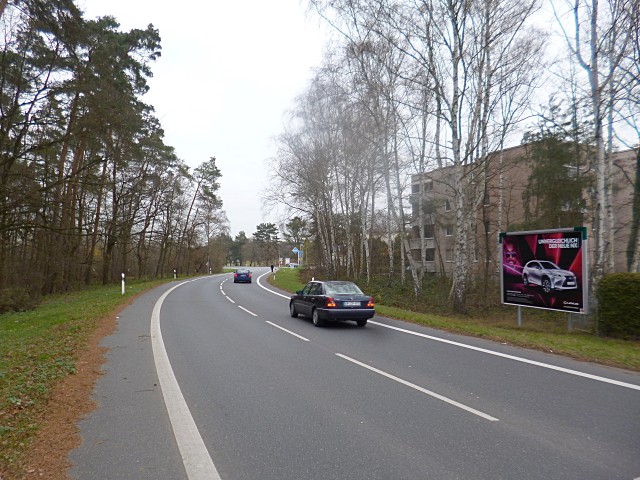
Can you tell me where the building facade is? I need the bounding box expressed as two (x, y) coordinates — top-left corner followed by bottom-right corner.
(409, 144), (638, 277)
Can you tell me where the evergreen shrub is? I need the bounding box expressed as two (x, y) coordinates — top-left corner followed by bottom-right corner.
(597, 273), (640, 339)
(0, 287), (38, 314)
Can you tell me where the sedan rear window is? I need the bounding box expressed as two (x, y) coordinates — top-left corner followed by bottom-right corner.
(324, 282), (363, 295)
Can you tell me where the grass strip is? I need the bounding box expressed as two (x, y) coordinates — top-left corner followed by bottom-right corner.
(0, 278), (170, 475)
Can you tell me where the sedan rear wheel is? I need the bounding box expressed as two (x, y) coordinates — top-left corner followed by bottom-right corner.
(312, 308), (325, 327)
(289, 302), (298, 318)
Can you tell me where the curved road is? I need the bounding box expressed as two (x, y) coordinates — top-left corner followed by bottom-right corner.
(70, 268), (640, 479)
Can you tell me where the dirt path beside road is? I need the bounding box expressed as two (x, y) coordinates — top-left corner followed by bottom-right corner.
(9, 312), (118, 479)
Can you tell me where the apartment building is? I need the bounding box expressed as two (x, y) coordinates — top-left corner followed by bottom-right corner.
(409, 144), (638, 277)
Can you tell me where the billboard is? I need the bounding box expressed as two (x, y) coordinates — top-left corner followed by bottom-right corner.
(500, 228), (588, 314)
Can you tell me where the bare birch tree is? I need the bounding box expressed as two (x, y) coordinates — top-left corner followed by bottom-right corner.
(552, 0), (636, 297)
(306, 0), (543, 310)
(386, 0), (542, 312)
(616, 0), (640, 271)
(267, 58), (382, 277)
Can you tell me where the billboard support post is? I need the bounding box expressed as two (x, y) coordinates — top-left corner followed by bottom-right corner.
(517, 306), (522, 327)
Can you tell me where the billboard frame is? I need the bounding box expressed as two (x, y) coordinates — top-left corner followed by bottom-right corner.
(499, 227), (589, 314)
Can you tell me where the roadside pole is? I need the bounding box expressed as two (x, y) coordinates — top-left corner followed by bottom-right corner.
(517, 305), (522, 327)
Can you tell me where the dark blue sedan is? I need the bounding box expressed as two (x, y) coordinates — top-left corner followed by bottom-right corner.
(289, 280), (375, 327)
(233, 268), (252, 283)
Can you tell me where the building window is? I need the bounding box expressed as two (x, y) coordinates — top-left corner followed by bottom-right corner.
(445, 249), (454, 262)
(425, 224), (435, 238)
(564, 164), (580, 178)
(412, 224), (435, 239)
(423, 201), (436, 215)
(445, 225), (454, 236)
(444, 199), (451, 211)
(413, 249), (436, 262)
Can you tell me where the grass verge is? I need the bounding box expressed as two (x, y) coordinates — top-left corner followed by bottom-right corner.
(271, 267), (305, 293)
(0, 278), (171, 475)
(269, 268), (640, 371)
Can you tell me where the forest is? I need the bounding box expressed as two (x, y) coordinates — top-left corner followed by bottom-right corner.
(0, 0), (230, 307)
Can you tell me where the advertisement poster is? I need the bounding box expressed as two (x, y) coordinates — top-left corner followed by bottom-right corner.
(500, 228), (588, 314)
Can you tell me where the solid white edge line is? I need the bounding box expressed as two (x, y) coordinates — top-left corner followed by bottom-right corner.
(151, 279), (222, 480)
(255, 272), (640, 391)
(256, 271), (291, 298)
(238, 305), (258, 316)
(336, 353), (499, 422)
(266, 321), (310, 342)
(369, 321), (640, 391)
(225, 295), (235, 304)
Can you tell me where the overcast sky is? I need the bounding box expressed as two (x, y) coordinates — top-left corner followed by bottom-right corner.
(80, 0), (327, 237)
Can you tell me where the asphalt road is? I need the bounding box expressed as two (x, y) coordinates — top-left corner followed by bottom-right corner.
(70, 267), (640, 479)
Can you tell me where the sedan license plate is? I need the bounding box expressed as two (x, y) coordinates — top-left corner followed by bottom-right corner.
(343, 301), (361, 307)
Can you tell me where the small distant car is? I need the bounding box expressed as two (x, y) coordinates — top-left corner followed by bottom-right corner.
(522, 260), (577, 293)
(233, 268), (252, 283)
(289, 280), (375, 327)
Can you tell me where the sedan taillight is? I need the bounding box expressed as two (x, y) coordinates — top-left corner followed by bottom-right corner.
(367, 297), (375, 308)
(325, 297), (336, 308)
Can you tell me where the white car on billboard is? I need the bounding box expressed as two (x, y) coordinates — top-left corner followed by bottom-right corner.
(522, 260), (578, 293)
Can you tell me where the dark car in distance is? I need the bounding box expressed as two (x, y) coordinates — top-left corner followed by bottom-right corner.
(233, 268), (252, 283)
(289, 280), (375, 327)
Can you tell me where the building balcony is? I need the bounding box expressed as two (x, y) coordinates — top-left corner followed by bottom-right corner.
(410, 238), (435, 250)
(407, 261), (437, 273)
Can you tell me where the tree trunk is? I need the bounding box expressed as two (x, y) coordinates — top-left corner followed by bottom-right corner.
(449, 0), (469, 313)
(627, 147), (640, 271)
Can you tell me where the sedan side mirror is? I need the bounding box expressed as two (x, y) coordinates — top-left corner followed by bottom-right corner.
(296, 290), (303, 295)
